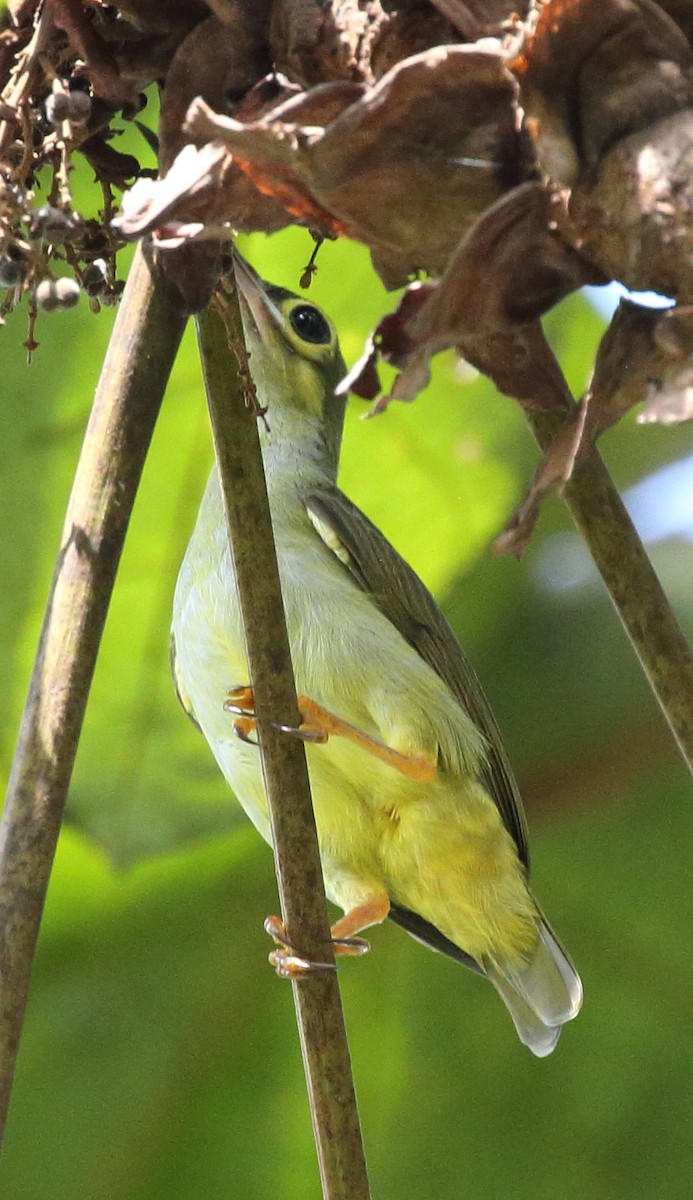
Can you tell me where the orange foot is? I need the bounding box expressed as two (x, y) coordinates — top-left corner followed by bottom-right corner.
(224, 686), (436, 783)
(265, 896), (391, 979)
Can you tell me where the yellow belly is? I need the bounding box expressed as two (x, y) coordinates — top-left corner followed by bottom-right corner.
(172, 475), (538, 970)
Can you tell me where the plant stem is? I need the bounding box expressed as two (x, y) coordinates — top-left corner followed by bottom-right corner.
(196, 295), (371, 1200)
(0, 244), (186, 1142)
(530, 410), (693, 775)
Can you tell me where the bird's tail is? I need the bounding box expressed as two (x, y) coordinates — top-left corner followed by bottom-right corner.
(484, 920), (583, 1058)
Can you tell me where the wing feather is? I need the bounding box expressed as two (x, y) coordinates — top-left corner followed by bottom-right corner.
(305, 487), (529, 867)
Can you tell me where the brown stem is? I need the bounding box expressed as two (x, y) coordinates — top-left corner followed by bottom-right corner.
(0, 244), (186, 1142)
(0, 2), (53, 157)
(196, 293), (371, 1200)
(529, 409), (693, 775)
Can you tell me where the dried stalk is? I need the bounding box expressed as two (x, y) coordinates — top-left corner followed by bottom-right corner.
(196, 294), (371, 1200)
(0, 244), (186, 1142)
(530, 410), (693, 775)
(0, 2), (53, 157)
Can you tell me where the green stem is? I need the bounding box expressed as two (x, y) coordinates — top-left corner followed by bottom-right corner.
(530, 410), (693, 775)
(0, 244), (186, 1142)
(196, 294), (371, 1200)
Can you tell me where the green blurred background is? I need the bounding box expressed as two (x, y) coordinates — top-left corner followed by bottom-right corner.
(2, 205), (693, 1198)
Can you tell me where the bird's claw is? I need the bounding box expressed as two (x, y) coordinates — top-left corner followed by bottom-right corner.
(264, 915), (336, 976)
(223, 686), (255, 718)
(268, 949), (337, 977)
(224, 688), (328, 746)
(332, 934), (370, 957)
(263, 914), (370, 975)
(229, 715), (258, 744)
(272, 720), (328, 744)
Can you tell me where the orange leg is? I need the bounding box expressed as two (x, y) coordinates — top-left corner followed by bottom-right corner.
(265, 896), (391, 978)
(224, 686), (436, 783)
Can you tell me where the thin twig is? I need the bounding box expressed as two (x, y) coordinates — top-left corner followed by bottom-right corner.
(196, 295), (371, 1200)
(0, 1), (53, 158)
(529, 409), (693, 775)
(0, 244), (187, 1142)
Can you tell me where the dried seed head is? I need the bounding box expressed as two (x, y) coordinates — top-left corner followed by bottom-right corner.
(68, 91), (92, 125)
(35, 278), (60, 311)
(81, 258), (108, 297)
(54, 277), (81, 308)
(45, 91), (72, 127)
(30, 205), (81, 243)
(0, 256), (26, 288)
(35, 276), (80, 310)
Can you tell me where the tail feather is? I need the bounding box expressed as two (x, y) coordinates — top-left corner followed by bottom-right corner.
(485, 921), (583, 1058)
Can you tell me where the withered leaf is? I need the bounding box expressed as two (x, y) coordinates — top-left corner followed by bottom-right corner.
(495, 298), (693, 553)
(183, 44), (529, 287)
(50, 0), (137, 106)
(429, 0), (531, 34)
(7, 0), (39, 24)
(338, 282), (434, 402)
(583, 301), (693, 428)
(567, 110), (693, 302)
(370, 5), (465, 79)
(101, 0), (207, 35)
(81, 134), (141, 186)
(159, 11), (272, 170)
(269, 0), (384, 86)
(492, 401), (588, 557)
(584, 300), (663, 435)
(654, 305), (693, 357)
(346, 183), (598, 409)
(515, 0), (693, 184)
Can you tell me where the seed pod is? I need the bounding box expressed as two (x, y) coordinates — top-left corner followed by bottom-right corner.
(67, 91), (92, 125)
(30, 205), (81, 243)
(35, 277), (80, 311)
(0, 241), (28, 287)
(81, 258), (108, 297)
(54, 277), (81, 308)
(78, 221), (110, 255)
(45, 91), (71, 127)
(35, 278), (60, 311)
(0, 257), (25, 287)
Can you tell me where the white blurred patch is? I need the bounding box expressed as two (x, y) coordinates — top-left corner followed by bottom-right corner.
(533, 451), (693, 594)
(584, 282), (674, 321)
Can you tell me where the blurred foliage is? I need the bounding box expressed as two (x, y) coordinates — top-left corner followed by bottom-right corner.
(1, 228), (693, 1199)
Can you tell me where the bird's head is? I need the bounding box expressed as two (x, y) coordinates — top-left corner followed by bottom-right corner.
(233, 252), (347, 473)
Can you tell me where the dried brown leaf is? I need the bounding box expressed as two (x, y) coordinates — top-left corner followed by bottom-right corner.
(159, 10), (272, 170)
(492, 401), (587, 556)
(584, 300), (693, 428)
(7, 0), (40, 25)
(654, 305), (693, 357)
(269, 0), (386, 86)
(370, 5), (463, 79)
(430, 0), (532, 28)
(356, 184), (596, 407)
(103, 0), (207, 35)
(658, 0), (693, 45)
(584, 300), (663, 435)
(182, 44), (529, 287)
(567, 110), (693, 303)
(494, 298), (693, 554)
(50, 0), (137, 105)
(515, 0), (693, 184)
(80, 134), (140, 185)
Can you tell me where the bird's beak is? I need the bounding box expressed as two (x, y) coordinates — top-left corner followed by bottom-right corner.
(232, 250), (284, 348)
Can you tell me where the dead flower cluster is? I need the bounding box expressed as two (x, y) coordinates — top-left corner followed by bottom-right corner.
(1, 0), (691, 549)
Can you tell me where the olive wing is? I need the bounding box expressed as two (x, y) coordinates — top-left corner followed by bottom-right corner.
(304, 486), (529, 869)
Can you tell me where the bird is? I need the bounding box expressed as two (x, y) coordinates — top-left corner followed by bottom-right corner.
(171, 252), (582, 1057)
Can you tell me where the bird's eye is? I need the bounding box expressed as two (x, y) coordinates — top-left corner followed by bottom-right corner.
(289, 304), (331, 345)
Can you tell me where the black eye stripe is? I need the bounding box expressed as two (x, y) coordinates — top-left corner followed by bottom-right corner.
(289, 304), (331, 345)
